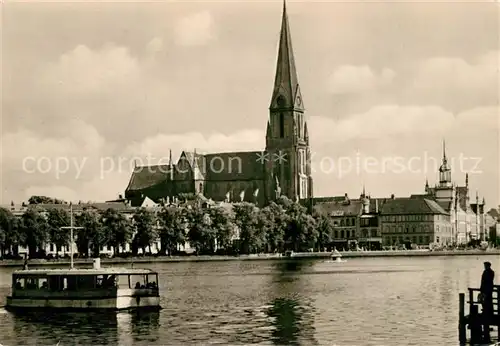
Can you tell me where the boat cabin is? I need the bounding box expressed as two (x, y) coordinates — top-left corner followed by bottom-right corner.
(10, 268), (159, 298)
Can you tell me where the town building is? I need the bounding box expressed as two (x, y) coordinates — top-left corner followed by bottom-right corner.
(417, 142), (487, 244)
(124, 1), (313, 208)
(313, 190), (383, 250)
(379, 196), (452, 247)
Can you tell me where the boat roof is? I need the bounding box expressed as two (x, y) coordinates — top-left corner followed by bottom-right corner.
(12, 268), (157, 276)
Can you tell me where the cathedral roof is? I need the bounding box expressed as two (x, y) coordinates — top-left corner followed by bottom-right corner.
(126, 164), (172, 191)
(203, 151), (266, 181)
(125, 150), (266, 193)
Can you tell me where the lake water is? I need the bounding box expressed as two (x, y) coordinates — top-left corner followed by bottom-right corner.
(0, 255), (498, 345)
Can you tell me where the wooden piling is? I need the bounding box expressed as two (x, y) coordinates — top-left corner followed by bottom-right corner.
(458, 293), (466, 344)
(497, 291), (500, 342)
(470, 304), (481, 344)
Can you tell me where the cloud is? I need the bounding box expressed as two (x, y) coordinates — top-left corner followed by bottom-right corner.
(40, 44), (142, 96)
(146, 37), (164, 54)
(408, 50), (499, 110)
(174, 11), (215, 46)
(413, 50), (498, 91)
(327, 65), (396, 94)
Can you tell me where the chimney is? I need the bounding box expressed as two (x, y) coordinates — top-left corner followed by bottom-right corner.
(391, 194), (395, 199)
(375, 199), (379, 213)
(119, 194), (123, 199)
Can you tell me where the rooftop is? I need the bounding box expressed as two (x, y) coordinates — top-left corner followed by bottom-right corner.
(13, 267), (157, 276)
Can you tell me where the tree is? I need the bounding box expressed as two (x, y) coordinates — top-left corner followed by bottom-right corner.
(185, 205), (213, 254)
(76, 209), (104, 257)
(28, 196), (66, 205)
(282, 200), (318, 252)
(0, 207), (20, 257)
(233, 202), (264, 254)
(157, 206), (186, 255)
(260, 202), (287, 253)
(20, 209), (49, 257)
(132, 208), (158, 255)
(314, 212), (334, 251)
(46, 208), (71, 255)
(102, 208), (133, 256)
(208, 206), (235, 252)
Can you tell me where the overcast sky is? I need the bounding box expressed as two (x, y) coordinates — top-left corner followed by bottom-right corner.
(1, 0), (499, 207)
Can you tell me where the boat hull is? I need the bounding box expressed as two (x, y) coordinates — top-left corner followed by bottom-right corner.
(6, 295), (161, 311)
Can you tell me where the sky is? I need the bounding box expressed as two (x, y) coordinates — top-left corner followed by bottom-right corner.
(1, 0), (499, 208)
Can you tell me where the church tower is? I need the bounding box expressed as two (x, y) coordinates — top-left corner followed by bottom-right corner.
(435, 140), (454, 202)
(265, 0), (313, 203)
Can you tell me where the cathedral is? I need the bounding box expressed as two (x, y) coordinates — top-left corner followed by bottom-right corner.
(124, 1), (313, 207)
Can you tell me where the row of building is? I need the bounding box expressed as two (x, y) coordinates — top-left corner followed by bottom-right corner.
(3, 2), (498, 256)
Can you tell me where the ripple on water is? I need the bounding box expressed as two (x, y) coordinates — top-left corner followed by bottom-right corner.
(0, 256), (498, 345)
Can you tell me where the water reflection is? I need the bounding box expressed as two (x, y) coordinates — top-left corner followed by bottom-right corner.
(8, 310), (160, 345)
(268, 259), (318, 345)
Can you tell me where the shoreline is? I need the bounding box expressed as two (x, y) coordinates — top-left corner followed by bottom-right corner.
(1, 249), (499, 267)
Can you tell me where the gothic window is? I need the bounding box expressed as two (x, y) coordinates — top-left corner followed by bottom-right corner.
(279, 113), (285, 138)
(297, 114), (302, 138)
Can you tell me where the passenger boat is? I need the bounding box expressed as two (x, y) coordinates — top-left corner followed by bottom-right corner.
(5, 259), (161, 311)
(5, 203), (161, 311)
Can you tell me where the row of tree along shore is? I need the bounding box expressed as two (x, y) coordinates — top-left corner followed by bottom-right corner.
(0, 196), (341, 260)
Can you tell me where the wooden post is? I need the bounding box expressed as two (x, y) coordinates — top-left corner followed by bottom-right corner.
(497, 287), (500, 342)
(459, 293), (466, 344)
(470, 304), (481, 344)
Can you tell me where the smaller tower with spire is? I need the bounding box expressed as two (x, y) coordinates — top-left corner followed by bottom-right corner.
(439, 140), (452, 187)
(434, 140), (454, 203)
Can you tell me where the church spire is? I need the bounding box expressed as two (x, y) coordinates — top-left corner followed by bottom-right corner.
(270, 0), (302, 111)
(442, 139), (447, 163)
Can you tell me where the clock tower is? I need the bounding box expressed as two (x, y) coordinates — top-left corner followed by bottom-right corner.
(265, 0), (313, 203)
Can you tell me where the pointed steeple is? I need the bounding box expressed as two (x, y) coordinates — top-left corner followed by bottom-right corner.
(270, 0), (302, 111)
(442, 139), (447, 163)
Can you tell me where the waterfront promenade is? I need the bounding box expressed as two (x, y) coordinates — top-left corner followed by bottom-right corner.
(1, 248), (499, 267)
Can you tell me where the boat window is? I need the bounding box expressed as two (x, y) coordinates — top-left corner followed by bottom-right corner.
(102, 275), (118, 288)
(14, 277), (25, 289)
(77, 275), (95, 290)
(26, 277), (37, 289)
(49, 276), (61, 291)
(130, 274), (146, 289)
(38, 277), (48, 289)
(96, 275), (104, 288)
(67, 276), (77, 290)
(145, 274), (158, 289)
